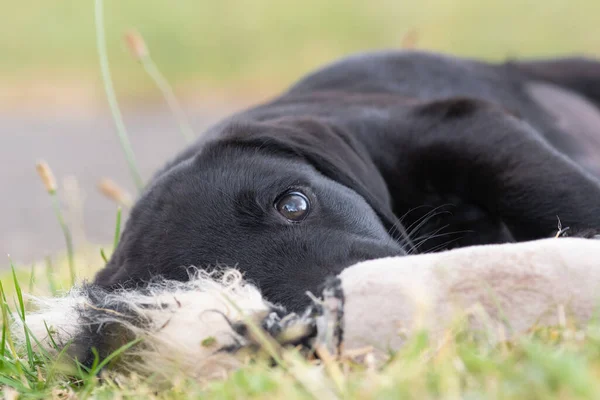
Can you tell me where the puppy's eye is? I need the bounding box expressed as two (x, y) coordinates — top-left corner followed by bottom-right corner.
(274, 191), (310, 222)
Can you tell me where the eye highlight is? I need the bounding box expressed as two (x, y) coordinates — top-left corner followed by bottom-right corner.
(274, 191), (310, 222)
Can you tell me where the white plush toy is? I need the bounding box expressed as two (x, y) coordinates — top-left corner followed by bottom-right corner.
(13, 238), (600, 382)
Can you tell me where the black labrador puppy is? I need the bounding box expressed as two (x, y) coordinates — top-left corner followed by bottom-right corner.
(95, 51), (600, 311)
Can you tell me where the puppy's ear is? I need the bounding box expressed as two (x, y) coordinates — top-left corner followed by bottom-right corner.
(227, 119), (413, 251)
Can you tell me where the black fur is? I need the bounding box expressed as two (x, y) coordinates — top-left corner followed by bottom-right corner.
(94, 50), (600, 312)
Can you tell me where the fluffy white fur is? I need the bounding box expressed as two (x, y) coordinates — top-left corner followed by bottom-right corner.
(15, 270), (272, 382)
(12, 238), (600, 381)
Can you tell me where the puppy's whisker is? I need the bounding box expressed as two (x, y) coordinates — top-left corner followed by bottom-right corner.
(386, 222), (399, 238)
(398, 204), (438, 224)
(405, 205), (454, 239)
(392, 219), (417, 254)
(422, 237), (465, 254)
(386, 205), (454, 255)
(387, 219), (406, 241)
(413, 228), (475, 248)
(408, 223), (451, 251)
(382, 214), (417, 254)
(409, 228), (475, 254)
(404, 204), (454, 235)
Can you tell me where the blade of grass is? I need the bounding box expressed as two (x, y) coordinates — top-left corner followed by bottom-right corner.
(93, 338), (142, 374)
(19, 323), (54, 366)
(27, 263), (36, 308)
(50, 192), (75, 287)
(44, 256), (57, 296)
(0, 279), (14, 318)
(0, 280), (28, 387)
(94, 0), (144, 191)
(42, 322), (59, 352)
(100, 249), (108, 264)
(90, 347), (101, 373)
(75, 337), (144, 398)
(28, 263), (36, 293)
(0, 281), (7, 358)
(11, 260), (34, 369)
(113, 206), (122, 250)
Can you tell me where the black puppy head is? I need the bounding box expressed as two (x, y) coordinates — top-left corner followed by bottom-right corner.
(94, 119), (408, 311)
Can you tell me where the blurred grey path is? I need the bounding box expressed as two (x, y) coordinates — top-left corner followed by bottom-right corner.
(0, 106), (232, 266)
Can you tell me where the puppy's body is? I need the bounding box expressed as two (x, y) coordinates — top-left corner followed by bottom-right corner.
(96, 51), (600, 311)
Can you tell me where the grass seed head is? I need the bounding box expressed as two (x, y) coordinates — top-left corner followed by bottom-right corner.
(35, 161), (57, 194)
(98, 178), (133, 207)
(124, 29), (149, 61)
(400, 28), (419, 49)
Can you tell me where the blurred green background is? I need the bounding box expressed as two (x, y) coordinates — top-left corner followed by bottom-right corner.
(3, 0), (600, 104)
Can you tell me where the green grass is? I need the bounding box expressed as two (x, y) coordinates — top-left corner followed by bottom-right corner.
(3, 0), (600, 101)
(2, 258), (600, 399)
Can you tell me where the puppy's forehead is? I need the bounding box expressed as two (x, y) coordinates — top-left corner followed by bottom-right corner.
(151, 147), (316, 206)
(192, 147), (315, 188)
